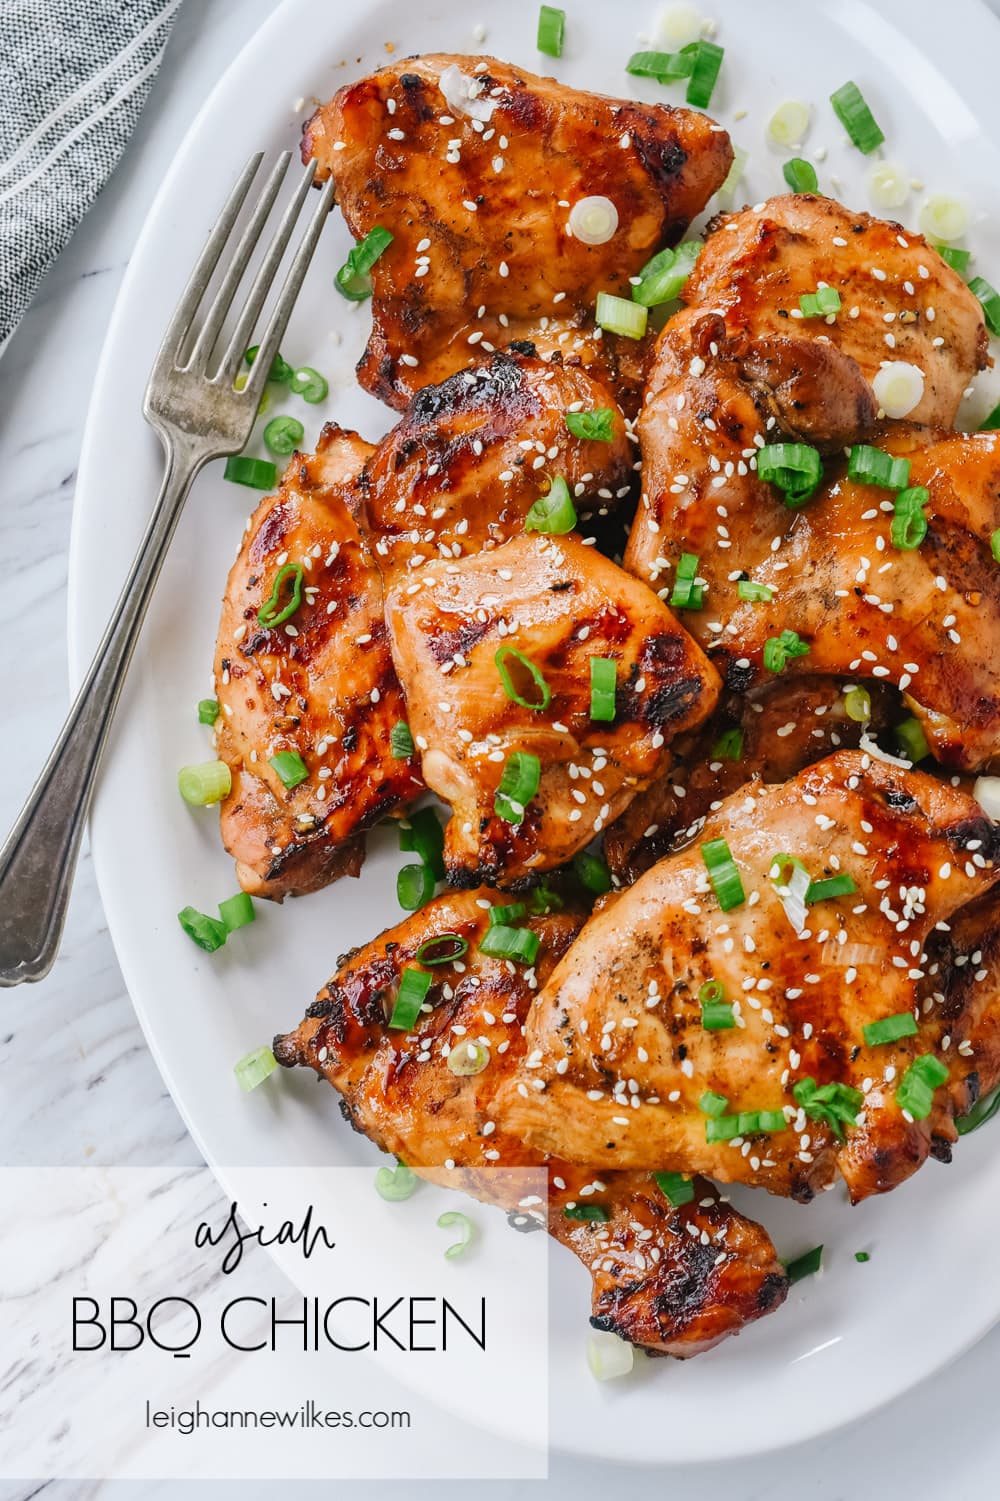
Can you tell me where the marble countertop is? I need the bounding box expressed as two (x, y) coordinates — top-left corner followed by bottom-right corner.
(4, 1), (1000, 1495)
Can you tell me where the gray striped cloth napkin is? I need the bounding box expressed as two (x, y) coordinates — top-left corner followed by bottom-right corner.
(0, 0), (183, 349)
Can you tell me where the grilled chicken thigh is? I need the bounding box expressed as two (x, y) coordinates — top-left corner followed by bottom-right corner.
(687, 194), (987, 431)
(214, 426), (422, 898)
(273, 889), (788, 1356)
(385, 532), (721, 886)
(499, 751), (1000, 1203)
(304, 54), (733, 411)
(356, 350), (634, 583)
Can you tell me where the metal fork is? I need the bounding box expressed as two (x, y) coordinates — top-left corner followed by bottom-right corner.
(0, 152), (335, 986)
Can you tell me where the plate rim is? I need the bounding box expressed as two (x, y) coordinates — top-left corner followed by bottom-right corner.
(67, 0), (1000, 1465)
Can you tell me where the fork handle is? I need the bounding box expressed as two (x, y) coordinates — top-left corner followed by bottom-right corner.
(0, 432), (206, 986)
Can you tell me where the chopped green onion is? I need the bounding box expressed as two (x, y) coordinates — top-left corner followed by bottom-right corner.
(219, 891), (255, 933)
(685, 39), (723, 107)
(564, 1203), (610, 1222)
(699, 1089), (729, 1118)
(335, 226), (393, 301)
(399, 807), (445, 880)
(863, 1012), (918, 1047)
(565, 408), (615, 442)
(890, 486), (929, 550)
(969, 275), (1000, 335)
(711, 726), (744, 761)
(981, 405), (1000, 433)
(701, 837), (745, 911)
(415, 933), (468, 966)
(700, 975), (735, 1030)
(397, 862), (435, 911)
(793, 1077), (863, 1140)
(224, 455), (277, 490)
(705, 1114), (741, 1143)
(625, 50), (695, 82)
(756, 1110), (789, 1133)
(495, 646), (552, 712)
(938, 245), (971, 277)
(587, 1331), (634, 1381)
(536, 4), (565, 56)
(198, 697), (220, 725)
(756, 443), (822, 506)
(528, 882), (563, 915)
(257, 562), (303, 628)
(234, 1045), (277, 1092)
(573, 850), (612, 894)
(374, 1161), (419, 1200)
(784, 1244), (823, 1283)
(488, 902), (526, 925)
(494, 750), (541, 825)
(799, 286), (841, 318)
(763, 629), (810, 674)
(783, 157), (818, 194)
(830, 81), (884, 154)
(848, 445), (911, 490)
(767, 99), (810, 148)
(957, 1084), (1000, 1136)
(177, 759), (231, 806)
(992, 528), (1000, 562)
(737, 580), (772, 602)
(806, 874), (858, 903)
(389, 967), (432, 1029)
(921, 195), (969, 242)
(525, 475), (577, 535)
(654, 1170), (695, 1207)
(447, 1040), (491, 1077)
(245, 346), (293, 384)
(437, 1211), (475, 1258)
(178, 906), (228, 953)
(844, 685), (871, 722)
(262, 415), (305, 456)
(479, 924), (541, 965)
(670, 550), (704, 610)
(589, 657), (617, 722)
(595, 291), (648, 339)
(895, 716), (930, 763)
(390, 720), (415, 759)
(896, 1054), (949, 1120)
(289, 366), (328, 404)
(269, 750), (308, 789)
(855, 1250), (871, 1263)
(631, 241), (701, 307)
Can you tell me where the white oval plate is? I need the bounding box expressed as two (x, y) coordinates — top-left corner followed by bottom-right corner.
(69, 0), (1000, 1464)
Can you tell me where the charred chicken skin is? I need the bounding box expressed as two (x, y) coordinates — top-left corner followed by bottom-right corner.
(214, 426), (422, 899)
(355, 350), (634, 583)
(385, 531), (722, 886)
(273, 889), (788, 1356)
(498, 751), (1000, 1203)
(303, 54), (733, 411)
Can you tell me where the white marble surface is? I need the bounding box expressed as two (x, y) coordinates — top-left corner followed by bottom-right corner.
(4, 0), (1000, 1495)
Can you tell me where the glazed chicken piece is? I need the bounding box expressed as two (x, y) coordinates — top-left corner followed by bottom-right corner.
(604, 676), (899, 883)
(355, 350), (634, 583)
(273, 889), (788, 1356)
(687, 194), (987, 431)
(304, 54), (733, 412)
(214, 426), (422, 899)
(385, 531), (721, 886)
(497, 751), (1000, 1203)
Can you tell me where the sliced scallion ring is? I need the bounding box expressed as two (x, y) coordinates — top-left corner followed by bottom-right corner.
(479, 924), (540, 965)
(415, 933), (469, 966)
(767, 99), (810, 148)
(446, 1040), (491, 1077)
(565, 408), (615, 442)
(269, 749), (308, 788)
(257, 562), (304, 627)
(234, 1045), (277, 1092)
(701, 837), (745, 911)
(494, 750), (541, 825)
(397, 862), (435, 911)
(830, 81), (884, 154)
(335, 226), (393, 301)
(631, 241), (701, 307)
(224, 455), (277, 490)
(536, 3), (565, 57)
(525, 475), (577, 535)
(374, 1161), (420, 1201)
(589, 657), (617, 722)
(587, 1331), (634, 1381)
(918, 194), (968, 244)
(495, 645), (552, 712)
(262, 415), (305, 456)
(219, 891), (255, 932)
(863, 1012), (918, 1047)
(595, 291), (648, 339)
(568, 196), (619, 245)
(177, 759), (232, 806)
(872, 361), (925, 419)
(868, 161), (909, 211)
(178, 906), (229, 953)
(390, 720), (415, 759)
(197, 697), (220, 725)
(783, 157), (818, 194)
(389, 967), (432, 1029)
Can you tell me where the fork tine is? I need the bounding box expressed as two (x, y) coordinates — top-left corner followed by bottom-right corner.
(213, 159), (322, 387)
(185, 151), (293, 375)
(145, 152), (264, 390)
(235, 175), (337, 402)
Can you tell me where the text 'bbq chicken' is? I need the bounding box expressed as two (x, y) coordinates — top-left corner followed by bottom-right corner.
(498, 751), (1000, 1203)
(214, 426), (422, 899)
(304, 54), (733, 411)
(385, 531), (722, 886)
(273, 889), (787, 1356)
